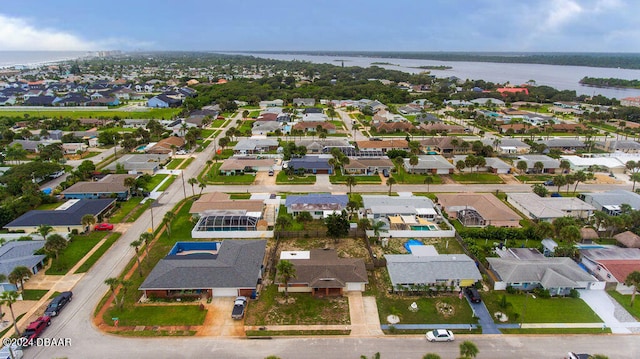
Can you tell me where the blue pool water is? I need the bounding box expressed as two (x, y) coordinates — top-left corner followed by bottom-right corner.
(136, 145), (147, 151)
(404, 239), (423, 253)
(411, 225), (436, 231)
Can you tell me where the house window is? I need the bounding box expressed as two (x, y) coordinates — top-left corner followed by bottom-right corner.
(314, 211), (322, 216)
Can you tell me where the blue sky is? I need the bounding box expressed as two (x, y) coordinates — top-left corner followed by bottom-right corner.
(0, 0), (638, 52)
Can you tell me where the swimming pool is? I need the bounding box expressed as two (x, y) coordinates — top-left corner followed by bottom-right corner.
(404, 239), (423, 253)
(411, 225), (438, 231)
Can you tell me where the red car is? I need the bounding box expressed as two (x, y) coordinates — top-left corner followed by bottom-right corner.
(94, 223), (114, 231)
(21, 315), (51, 346)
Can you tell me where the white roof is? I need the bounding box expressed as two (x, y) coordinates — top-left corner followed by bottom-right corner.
(561, 155), (625, 169)
(416, 208), (437, 215)
(280, 251), (310, 260)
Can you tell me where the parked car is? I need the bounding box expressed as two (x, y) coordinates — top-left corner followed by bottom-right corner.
(268, 170), (274, 176)
(44, 291), (73, 317)
(0, 344), (23, 359)
(566, 353), (591, 359)
(21, 315), (51, 346)
(425, 329), (454, 342)
(382, 169), (390, 177)
(465, 287), (482, 303)
(231, 296), (247, 320)
(543, 180), (554, 186)
(94, 223), (114, 231)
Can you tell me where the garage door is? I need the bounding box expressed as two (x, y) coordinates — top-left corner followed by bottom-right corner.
(346, 282), (363, 292)
(212, 288), (238, 297)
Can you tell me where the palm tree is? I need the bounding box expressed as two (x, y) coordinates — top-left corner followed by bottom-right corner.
(423, 176), (434, 192)
(44, 234), (68, 260)
(625, 271), (640, 307)
(0, 273), (5, 319)
(459, 340), (479, 358)
(187, 177), (198, 196)
(118, 279), (133, 309)
(104, 277), (121, 308)
(198, 180), (206, 195)
(140, 231), (154, 258)
(632, 172), (640, 192)
(345, 176), (357, 194)
(276, 260), (296, 297)
(409, 155), (419, 174)
(81, 214), (97, 232)
(130, 240), (144, 277)
(0, 291), (21, 336)
(163, 212), (175, 238)
(8, 266), (31, 291)
(124, 176), (138, 197)
(386, 177), (397, 196)
(371, 221), (387, 243)
(36, 224), (53, 241)
(357, 218), (371, 239)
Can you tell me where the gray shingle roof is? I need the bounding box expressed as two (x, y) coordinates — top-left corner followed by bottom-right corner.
(0, 241), (46, 277)
(5, 199), (115, 227)
(139, 240), (266, 290)
(285, 194), (348, 211)
(487, 257), (594, 287)
(385, 254), (481, 285)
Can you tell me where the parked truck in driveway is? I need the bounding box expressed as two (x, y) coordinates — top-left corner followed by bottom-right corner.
(231, 296), (247, 320)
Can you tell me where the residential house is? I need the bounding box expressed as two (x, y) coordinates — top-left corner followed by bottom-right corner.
(259, 99), (284, 107)
(580, 247), (640, 291)
(515, 155), (561, 174)
(481, 138), (530, 155)
(219, 157), (277, 175)
(251, 121), (282, 135)
(419, 137), (466, 156)
(139, 240), (267, 298)
(48, 130), (63, 141)
(487, 253), (600, 295)
(61, 143), (88, 155)
(285, 194), (348, 219)
(256, 112), (278, 121)
(78, 118), (112, 127)
(540, 138), (586, 153)
(233, 138), (279, 154)
(579, 190), (640, 216)
(595, 140), (640, 154)
(276, 249), (367, 296)
(372, 121), (414, 133)
(295, 139), (353, 154)
(560, 155), (626, 174)
(0, 241), (47, 277)
(621, 97), (640, 108)
(104, 154), (169, 174)
(289, 155), (334, 174)
(62, 174), (137, 201)
(23, 95), (56, 106)
(386, 246), (482, 292)
(506, 193), (595, 222)
(452, 155), (512, 174)
(343, 157), (394, 175)
(148, 136), (185, 155)
(300, 112), (328, 122)
(123, 119), (150, 128)
(438, 193), (521, 228)
(147, 94), (182, 108)
(292, 121), (336, 134)
(4, 199), (116, 233)
(403, 155), (455, 174)
(471, 98), (505, 106)
(293, 98), (316, 107)
(356, 139), (409, 153)
(419, 122), (466, 134)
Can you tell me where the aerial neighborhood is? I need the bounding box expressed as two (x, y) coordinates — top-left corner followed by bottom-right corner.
(1, 52), (640, 358)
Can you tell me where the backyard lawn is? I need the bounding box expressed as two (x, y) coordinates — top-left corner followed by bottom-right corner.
(482, 291), (602, 323)
(245, 285), (350, 326)
(450, 173), (504, 184)
(276, 171), (316, 184)
(46, 231), (109, 275)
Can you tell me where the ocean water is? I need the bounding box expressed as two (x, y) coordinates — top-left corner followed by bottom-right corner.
(0, 51), (92, 68)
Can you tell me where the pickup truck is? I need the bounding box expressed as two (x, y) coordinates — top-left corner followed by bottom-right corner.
(231, 296), (247, 320)
(21, 315), (51, 347)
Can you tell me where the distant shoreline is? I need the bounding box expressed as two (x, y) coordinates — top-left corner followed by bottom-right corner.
(0, 51), (95, 69)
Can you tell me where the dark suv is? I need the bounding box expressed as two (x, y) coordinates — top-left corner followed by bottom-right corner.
(465, 287), (482, 303)
(44, 291), (73, 317)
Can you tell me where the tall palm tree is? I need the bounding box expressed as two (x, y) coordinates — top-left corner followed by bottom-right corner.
(8, 266), (31, 291)
(104, 277), (121, 308)
(187, 178), (198, 196)
(409, 155), (419, 174)
(140, 232), (154, 257)
(36, 224), (53, 241)
(124, 176), (138, 197)
(44, 234), (67, 260)
(163, 212), (175, 238)
(625, 271), (640, 307)
(386, 177), (397, 196)
(81, 214), (97, 232)
(371, 221), (387, 243)
(0, 291), (21, 336)
(276, 260), (296, 297)
(423, 176), (434, 192)
(130, 240), (144, 277)
(0, 273), (5, 319)
(118, 279), (133, 309)
(198, 180), (206, 195)
(345, 176), (357, 194)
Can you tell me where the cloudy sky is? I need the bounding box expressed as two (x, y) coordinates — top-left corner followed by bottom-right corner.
(0, 0), (638, 52)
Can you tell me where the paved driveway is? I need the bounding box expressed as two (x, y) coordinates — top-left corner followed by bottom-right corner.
(578, 289), (639, 334)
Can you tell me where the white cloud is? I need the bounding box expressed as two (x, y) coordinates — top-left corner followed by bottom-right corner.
(0, 14), (153, 51)
(542, 0), (583, 31)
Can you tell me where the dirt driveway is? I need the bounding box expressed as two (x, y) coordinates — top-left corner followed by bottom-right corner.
(253, 171), (276, 186)
(197, 297), (245, 337)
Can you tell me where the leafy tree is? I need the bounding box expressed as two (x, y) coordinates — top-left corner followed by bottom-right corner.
(422, 354), (441, 359)
(8, 266), (31, 291)
(296, 211), (313, 222)
(552, 175), (567, 194)
(276, 260), (296, 297)
(533, 161), (544, 174)
(531, 183), (548, 197)
(324, 210), (350, 243)
(624, 271), (640, 307)
(360, 353), (380, 359)
(0, 291), (21, 336)
(516, 160), (528, 174)
(44, 234), (68, 260)
(559, 225), (581, 244)
(456, 160), (466, 173)
(459, 340), (479, 358)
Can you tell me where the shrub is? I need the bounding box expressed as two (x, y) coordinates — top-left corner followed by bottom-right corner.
(296, 211), (313, 222)
(533, 288), (551, 298)
(568, 289), (580, 298)
(506, 286), (517, 294)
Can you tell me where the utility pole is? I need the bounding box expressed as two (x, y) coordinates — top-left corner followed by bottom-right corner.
(181, 171), (187, 200)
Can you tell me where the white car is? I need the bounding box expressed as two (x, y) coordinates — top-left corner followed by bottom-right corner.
(426, 329), (454, 342)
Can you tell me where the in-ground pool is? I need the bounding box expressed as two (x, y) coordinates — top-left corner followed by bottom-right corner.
(411, 225), (438, 231)
(135, 145), (147, 151)
(404, 239), (423, 253)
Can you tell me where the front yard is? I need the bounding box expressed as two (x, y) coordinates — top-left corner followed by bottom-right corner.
(276, 171), (316, 184)
(330, 169), (381, 184)
(203, 163), (256, 184)
(46, 231), (110, 275)
(392, 167), (442, 184)
(450, 173), (504, 184)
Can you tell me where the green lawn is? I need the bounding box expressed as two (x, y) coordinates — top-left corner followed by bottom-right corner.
(177, 158), (194, 169)
(450, 173), (504, 184)
(157, 175), (176, 191)
(200, 129), (215, 138)
(482, 292), (602, 323)
(75, 233), (121, 273)
(109, 197), (144, 223)
(245, 285), (350, 326)
(392, 167), (442, 184)
(126, 200), (153, 223)
(105, 305), (207, 327)
(237, 120), (254, 133)
(248, 110), (260, 118)
(330, 169), (381, 184)
(0, 108), (181, 120)
(515, 174), (555, 182)
(35, 202), (63, 210)
(143, 174), (168, 191)
(46, 231), (109, 275)
(21, 289), (49, 301)
(376, 295), (476, 324)
(276, 171), (316, 184)
(607, 291), (640, 320)
(211, 119), (226, 128)
(203, 163), (256, 184)
(165, 159), (183, 170)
